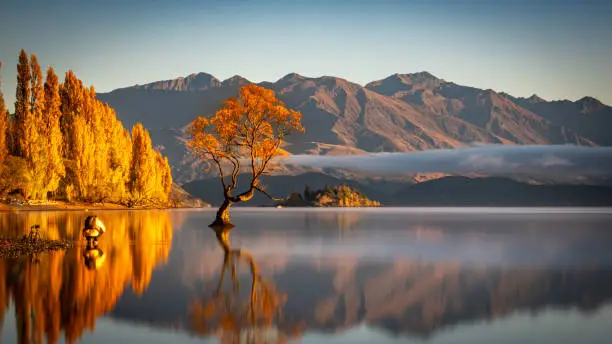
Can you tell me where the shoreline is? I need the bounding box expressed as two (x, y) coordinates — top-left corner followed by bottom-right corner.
(3, 203), (612, 213)
(0, 201), (206, 212)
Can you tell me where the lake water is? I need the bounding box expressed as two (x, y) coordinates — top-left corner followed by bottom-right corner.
(1, 208), (612, 343)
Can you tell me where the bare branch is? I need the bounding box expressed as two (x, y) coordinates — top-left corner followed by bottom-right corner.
(254, 185), (284, 201)
(211, 155), (227, 191)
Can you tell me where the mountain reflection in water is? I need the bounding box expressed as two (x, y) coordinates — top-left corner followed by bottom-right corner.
(1, 208), (612, 343)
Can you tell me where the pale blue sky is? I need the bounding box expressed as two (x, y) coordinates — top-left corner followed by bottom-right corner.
(1, 0), (611, 111)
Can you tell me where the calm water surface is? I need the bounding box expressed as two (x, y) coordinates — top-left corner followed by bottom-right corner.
(1, 208), (612, 343)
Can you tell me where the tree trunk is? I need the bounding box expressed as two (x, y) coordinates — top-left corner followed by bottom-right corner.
(210, 198), (234, 228)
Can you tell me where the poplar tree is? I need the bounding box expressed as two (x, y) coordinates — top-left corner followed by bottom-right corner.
(160, 155), (173, 199)
(71, 114), (96, 200)
(60, 70), (83, 161)
(59, 70), (84, 199)
(29, 55), (44, 118)
(107, 121), (132, 202)
(43, 67), (65, 196)
(21, 54), (47, 199)
(129, 123), (157, 204)
(89, 88), (110, 199)
(3, 51), (174, 204)
(0, 61), (8, 164)
(150, 151), (173, 203)
(13, 49), (31, 157)
(0, 61), (29, 198)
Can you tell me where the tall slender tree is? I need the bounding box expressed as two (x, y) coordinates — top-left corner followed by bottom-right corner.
(29, 55), (44, 118)
(59, 70), (84, 199)
(107, 120), (132, 202)
(60, 70), (83, 161)
(13, 49), (31, 157)
(160, 155), (173, 199)
(0, 61), (8, 164)
(129, 123), (156, 205)
(21, 54), (47, 199)
(43, 67), (65, 196)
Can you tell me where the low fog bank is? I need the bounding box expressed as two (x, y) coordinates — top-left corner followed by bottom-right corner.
(284, 145), (612, 177)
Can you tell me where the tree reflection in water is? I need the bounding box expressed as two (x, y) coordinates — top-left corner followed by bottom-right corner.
(190, 227), (291, 344)
(0, 211), (173, 344)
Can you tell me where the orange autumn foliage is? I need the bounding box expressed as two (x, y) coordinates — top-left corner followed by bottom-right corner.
(187, 84), (303, 226)
(0, 61), (9, 165)
(0, 50), (172, 205)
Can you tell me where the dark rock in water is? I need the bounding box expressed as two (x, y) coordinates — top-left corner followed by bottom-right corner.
(83, 216), (106, 246)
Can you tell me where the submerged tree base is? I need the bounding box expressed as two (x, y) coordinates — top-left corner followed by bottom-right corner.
(208, 218), (235, 229)
(209, 200), (235, 229)
(0, 237), (73, 259)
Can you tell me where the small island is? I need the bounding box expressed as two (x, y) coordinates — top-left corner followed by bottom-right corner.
(281, 185), (381, 207)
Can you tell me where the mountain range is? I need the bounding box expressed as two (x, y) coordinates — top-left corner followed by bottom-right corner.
(98, 72), (611, 183)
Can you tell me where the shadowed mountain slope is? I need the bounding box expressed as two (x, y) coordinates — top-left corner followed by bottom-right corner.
(182, 173), (612, 207)
(389, 176), (612, 206)
(509, 95), (612, 145)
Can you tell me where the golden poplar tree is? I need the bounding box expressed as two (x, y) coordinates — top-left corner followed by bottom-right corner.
(71, 113), (96, 201)
(151, 152), (173, 203)
(129, 123), (156, 205)
(0, 61), (14, 197)
(160, 155), (173, 199)
(2, 51), (173, 204)
(0, 61), (8, 165)
(59, 70), (86, 200)
(43, 67), (65, 196)
(89, 88), (109, 199)
(13, 49), (31, 157)
(107, 120), (132, 202)
(59, 70), (83, 161)
(20, 54), (49, 199)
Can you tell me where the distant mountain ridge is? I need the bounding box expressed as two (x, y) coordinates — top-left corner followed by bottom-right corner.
(98, 72), (611, 183)
(182, 173), (612, 207)
(130, 72), (221, 91)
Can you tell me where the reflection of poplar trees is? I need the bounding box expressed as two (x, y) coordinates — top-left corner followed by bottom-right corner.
(0, 211), (173, 343)
(190, 227), (290, 344)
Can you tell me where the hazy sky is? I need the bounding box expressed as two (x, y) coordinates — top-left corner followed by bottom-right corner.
(1, 0), (611, 110)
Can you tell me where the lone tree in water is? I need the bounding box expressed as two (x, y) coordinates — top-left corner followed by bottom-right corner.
(187, 84), (303, 227)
